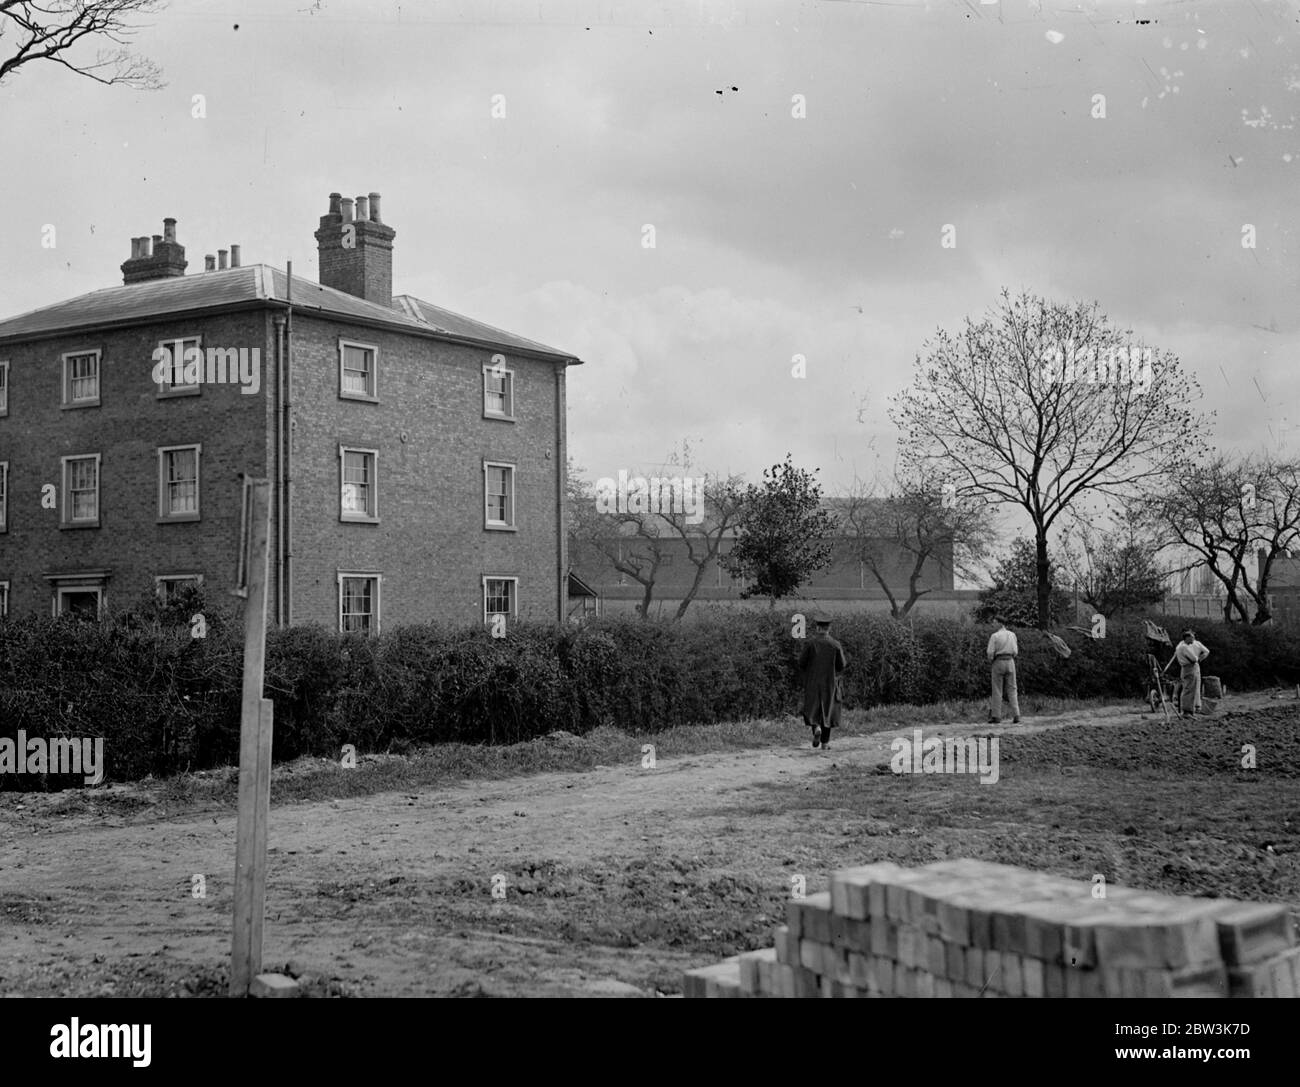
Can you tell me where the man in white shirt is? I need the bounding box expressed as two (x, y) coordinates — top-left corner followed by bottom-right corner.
(1165, 630), (1209, 719)
(986, 617), (1021, 724)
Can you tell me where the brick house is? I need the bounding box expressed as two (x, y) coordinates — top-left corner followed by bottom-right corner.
(0, 192), (583, 631)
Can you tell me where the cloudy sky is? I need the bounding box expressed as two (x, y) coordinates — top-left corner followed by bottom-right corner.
(2, 0), (1297, 545)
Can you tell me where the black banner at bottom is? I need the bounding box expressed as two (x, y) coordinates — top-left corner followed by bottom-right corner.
(3, 995), (1290, 1077)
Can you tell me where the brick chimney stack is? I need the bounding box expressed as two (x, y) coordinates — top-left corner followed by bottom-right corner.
(121, 218), (187, 284)
(314, 189), (396, 307)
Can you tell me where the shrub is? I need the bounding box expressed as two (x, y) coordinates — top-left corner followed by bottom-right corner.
(2, 600), (1297, 789)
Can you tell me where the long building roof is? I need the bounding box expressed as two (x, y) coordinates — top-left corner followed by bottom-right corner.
(0, 265), (581, 362)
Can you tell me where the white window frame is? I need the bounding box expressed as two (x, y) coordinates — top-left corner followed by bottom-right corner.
(483, 460), (516, 530)
(337, 572), (381, 635)
(155, 335), (203, 398)
(339, 446), (379, 522)
(157, 444), (201, 522)
(61, 350), (101, 408)
(0, 580), (8, 618)
(483, 576), (518, 621)
(0, 460), (7, 533)
(0, 359), (9, 415)
(53, 584), (104, 619)
(339, 339), (379, 402)
(482, 362), (515, 421)
(61, 453), (101, 528)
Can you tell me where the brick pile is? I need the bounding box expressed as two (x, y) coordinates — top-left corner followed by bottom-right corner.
(683, 859), (1298, 998)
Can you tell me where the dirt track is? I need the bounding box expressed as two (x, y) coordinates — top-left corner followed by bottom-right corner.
(0, 692), (1293, 997)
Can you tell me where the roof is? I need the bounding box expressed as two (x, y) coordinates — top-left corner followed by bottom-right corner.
(0, 265), (580, 362)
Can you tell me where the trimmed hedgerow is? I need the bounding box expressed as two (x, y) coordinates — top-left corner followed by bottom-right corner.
(1, 594), (1297, 789)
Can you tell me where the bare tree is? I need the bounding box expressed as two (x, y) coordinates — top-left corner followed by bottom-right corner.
(1246, 458), (1300, 623)
(1, 1), (165, 88)
(889, 289), (1207, 628)
(1058, 508), (1169, 618)
(567, 464), (668, 618)
(1144, 453), (1300, 624)
(839, 465), (992, 618)
(566, 447), (747, 620)
(652, 443), (746, 621)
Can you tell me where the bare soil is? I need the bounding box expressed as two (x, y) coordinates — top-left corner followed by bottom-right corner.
(2, 692), (1297, 997)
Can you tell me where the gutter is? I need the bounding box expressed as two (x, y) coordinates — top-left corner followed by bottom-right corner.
(273, 307), (285, 625)
(285, 266), (293, 627)
(266, 271), (295, 629)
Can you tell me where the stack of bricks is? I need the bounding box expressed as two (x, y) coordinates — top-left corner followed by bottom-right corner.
(683, 859), (1298, 998)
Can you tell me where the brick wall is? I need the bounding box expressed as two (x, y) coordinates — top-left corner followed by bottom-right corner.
(0, 312), (271, 617)
(284, 314), (565, 629)
(313, 215), (395, 307)
(0, 308), (569, 630)
(571, 535), (955, 607)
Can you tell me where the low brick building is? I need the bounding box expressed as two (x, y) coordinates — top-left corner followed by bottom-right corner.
(1267, 555), (1300, 629)
(570, 522), (968, 620)
(0, 192), (583, 631)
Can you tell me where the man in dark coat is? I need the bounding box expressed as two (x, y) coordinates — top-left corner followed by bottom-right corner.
(799, 610), (847, 750)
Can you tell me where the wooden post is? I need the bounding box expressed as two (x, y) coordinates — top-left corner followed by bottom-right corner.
(231, 477), (273, 997)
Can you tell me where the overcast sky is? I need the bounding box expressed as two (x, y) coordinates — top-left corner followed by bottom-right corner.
(2, 0), (1297, 546)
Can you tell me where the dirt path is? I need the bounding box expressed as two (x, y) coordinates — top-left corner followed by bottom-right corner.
(0, 693), (1287, 997)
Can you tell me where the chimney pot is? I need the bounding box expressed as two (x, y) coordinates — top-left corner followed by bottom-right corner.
(328, 192), (342, 215)
(230, 244), (241, 267)
(205, 254), (216, 272)
(340, 197), (354, 223)
(369, 192), (382, 223)
(121, 221), (185, 284)
(218, 249), (228, 270)
(355, 195), (370, 222)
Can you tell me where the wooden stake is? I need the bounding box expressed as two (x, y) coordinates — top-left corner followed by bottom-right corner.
(231, 478), (273, 997)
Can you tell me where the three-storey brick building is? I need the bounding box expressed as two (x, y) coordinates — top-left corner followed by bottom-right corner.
(0, 192), (583, 630)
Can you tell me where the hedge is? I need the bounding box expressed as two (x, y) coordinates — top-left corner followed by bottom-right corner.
(1, 599), (1297, 789)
